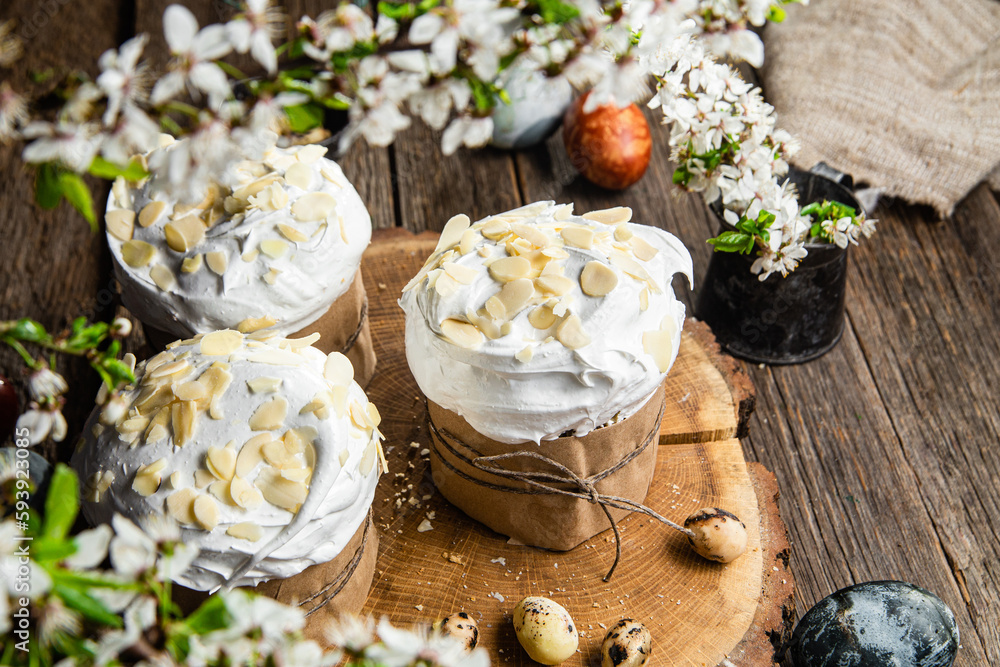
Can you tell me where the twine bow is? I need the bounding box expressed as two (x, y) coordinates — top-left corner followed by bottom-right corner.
(429, 403), (696, 582)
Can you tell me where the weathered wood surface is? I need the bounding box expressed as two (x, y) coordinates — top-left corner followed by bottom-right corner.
(361, 234), (790, 666)
(1, 1), (999, 664)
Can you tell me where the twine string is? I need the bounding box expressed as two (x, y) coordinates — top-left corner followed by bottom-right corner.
(428, 401), (695, 582)
(299, 512), (372, 616)
(339, 296), (369, 356)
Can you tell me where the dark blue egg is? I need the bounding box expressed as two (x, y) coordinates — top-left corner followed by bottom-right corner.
(789, 581), (959, 667)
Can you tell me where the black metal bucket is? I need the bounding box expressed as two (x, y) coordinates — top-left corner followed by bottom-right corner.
(695, 164), (861, 365)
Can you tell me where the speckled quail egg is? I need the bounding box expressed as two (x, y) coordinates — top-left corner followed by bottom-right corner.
(513, 596), (579, 665)
(684, 507), (748, 563)
(433, 612), (479, 652)
(601, 618), (652, 667)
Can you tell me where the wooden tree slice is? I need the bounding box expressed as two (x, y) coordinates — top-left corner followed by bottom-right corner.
(360, 230), (793, 666)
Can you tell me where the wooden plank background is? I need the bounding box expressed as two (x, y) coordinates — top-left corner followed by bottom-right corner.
(1, 1), (998, 664)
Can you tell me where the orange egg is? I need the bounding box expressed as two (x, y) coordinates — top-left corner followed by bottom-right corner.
(563, 92), (652, 190)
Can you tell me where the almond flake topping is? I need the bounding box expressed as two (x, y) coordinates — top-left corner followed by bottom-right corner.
(166, 488), (198, 524)
(556, 314), (591, 350)
(489, 255), (531, 282)
(200, 330), (243, 356)
(582, 206), (632, 225)
(237, 316), (278, 333)
(121, 240), (156, 268)
(324, 352), (354, 386)
(440, 318), (484, 349)
(630, 235), (659, 261)
(284, 161), (313, 189)
(642, 315), (678, 373)
(164, 215), (206, 252)
(580, 261), (619, 297)
(278, 223), (308, 243)
(560, 226), (594, 249)
(150, 264), (176, 291)
(437, 214), (471, 253)
(291, 192), (337, 222)
(181, 254), (204, 274)
(106, 209), (135, 241)
(260, 239), (289, 259)
(139, 200), (166, 228)
(193, 495), (220, 531)
(227, 522), (264, 541)
(247, 377), (282, 394)
(206, 251), (228, 275)
(249, 396), (288, 431)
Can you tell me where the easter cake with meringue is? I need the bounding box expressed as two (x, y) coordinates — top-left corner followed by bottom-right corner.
(105, 136), (376, 385)
(400, 200), (692, 550)
(71, 328), (384, 638)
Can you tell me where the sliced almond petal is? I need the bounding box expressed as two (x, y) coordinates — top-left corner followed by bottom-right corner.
(209, 479), (236, 506)
(580, 261), (619, 297)
(164, 215), (207, 252)
(556, 313), (591, 350)
(639, 287), (650, 311)
(236, 433), (271, 477)
(234, 174), (282, 202)
(560, 226), (594, 249)
(528, 304), (558, 330)
(432, 272), (460, 297)
(206, 251), (228, 275)
(485, 295), (506, 320)
(132, 470), (161, 497)
(366, 402), (381, 427)
(200, 330), (243, 356)
(236, 316), (278, 333)
(181, 254), (204, 274)
(480, 219), (510, 240)
(172, 380), (207, 401)
(121, 240), (156, 268)
(279, 467), (311, 482)
(459, 229), (479, 255)
(278, 223), (308, 243)
(194, 469), (215, 489)
(260, 239), (289, 259)
(553, 203), (574, 220)
(256, 468), (308, 512)
(249, 396), (288, 431)
(118, 415), (150, 434)
(291, 192), (337, 222)
(614, 223), (633, 242)
(360, 441), (377, 475)
(229, 476), (264, 510)
(166, 488), (198, 524)
(149, 358), (189, 379)
(324, 352), (354, 386)
(246, 348), (302, 365)
(511, 223), (551, 249)
(263, 268), (281, 285)
(440, 319), (484, 349)
(642, 315), (678, 372)
(106, 209), (136, 241)
(150, 264), (176, 291)
(515, 346), (534, 363)
(168, 471), (186, 490)
(442, 262), (479, 285)
(193, 495), (220, 531)
(247, 377), (282, 394)
(330, 386), (348, 418)
(488, 256), (531, 282)
(284, 161), (313, 190)
(139, 200), (166, 228)
(535, 274), (574, 297)
(296, 144), (327, 164)
(436, 214), (471, 253)
(498, 278), (535, 317)
(206, 446), (237, 480)
(630, 235), (659, 261)
(582, 206), (632, 225)
(227, 522), (264, 541)
(171, 400), (198, 446)
(242, 249), (260, 262)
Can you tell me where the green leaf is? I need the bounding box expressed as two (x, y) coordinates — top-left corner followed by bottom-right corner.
(10, 318), (48, 343)
(43, 464), (79, 540)
(58, 172), (97, 232)
(35, 163), (62, 209)
(767, 5), (786, 22)
(88, 156), (149, 182)
(285, 102), (325, 134)
(707, 231), (754, 254)
(536, 0), (581, 23)
(95, 357), (135, 390)
(56, 584), (123, 628)
(183, 594), (232, 635)
(51, 568), (136, 591)
(29, 538), (77, 563)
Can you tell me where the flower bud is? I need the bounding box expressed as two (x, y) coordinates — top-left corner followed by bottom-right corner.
(111, 317), (133, 337)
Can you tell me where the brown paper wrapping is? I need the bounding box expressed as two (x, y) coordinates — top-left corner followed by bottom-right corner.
(174, 514), (378, 644)
(143, 271), (376, 387)
(428, 384), (665, 551)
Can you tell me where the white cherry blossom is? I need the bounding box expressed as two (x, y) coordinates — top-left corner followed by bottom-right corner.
(226, 0), (283, 74)
(151, 5), (233, 107)
(97, 34), (151, 126)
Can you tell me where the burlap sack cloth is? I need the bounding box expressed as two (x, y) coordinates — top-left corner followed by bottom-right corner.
(174, 513), (378, 644)
(144, 272), (377, 387)
(428, 384), (665, 552)
(762, 0), (1000, 216)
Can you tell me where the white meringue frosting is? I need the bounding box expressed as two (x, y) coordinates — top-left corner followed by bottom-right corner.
(71, 329), (385, 591)
(105, 139), (372, 339)
(400, 201), (693, 445)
